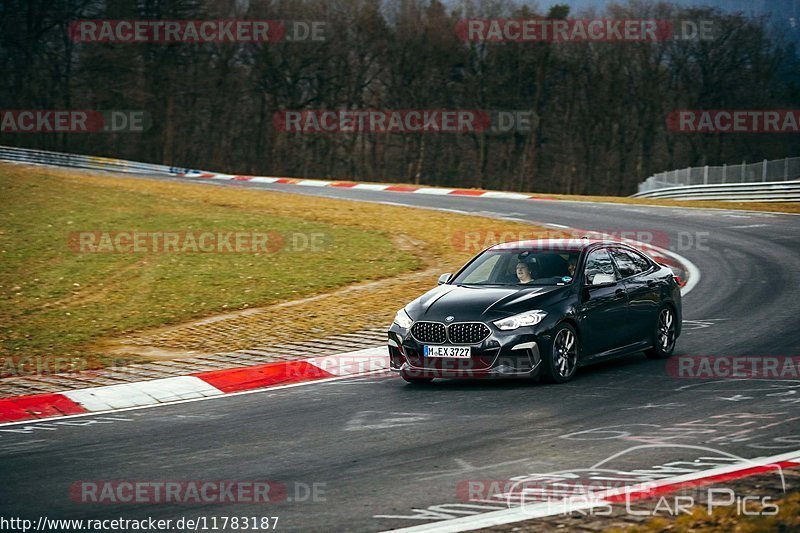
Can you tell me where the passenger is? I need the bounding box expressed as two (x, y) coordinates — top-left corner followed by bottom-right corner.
(516, 262), (534, 284)
(567, 256), (578, 276)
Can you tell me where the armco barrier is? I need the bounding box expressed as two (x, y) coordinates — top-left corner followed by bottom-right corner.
(0, 145), (202, 176)
(4, 144), (796, 203)
(638, 156), (800, 194)
(631, 180), (800, 202)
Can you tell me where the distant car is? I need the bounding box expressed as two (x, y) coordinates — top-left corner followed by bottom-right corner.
(388, 239), (681, 384)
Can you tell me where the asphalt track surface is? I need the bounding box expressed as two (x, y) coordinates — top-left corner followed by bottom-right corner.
(1, 176), (799, 532)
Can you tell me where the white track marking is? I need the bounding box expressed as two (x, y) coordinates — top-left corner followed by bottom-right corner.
(354, 183), (394, 191)
(653, 245), (700, 296)
(728, 224), (770, 229)
(296, 179), (333, 187)
(346, 410), (433, 431)
(62, 376), (223, 411)
(413, 188), (454, 195)
(480, 192), (533, 200)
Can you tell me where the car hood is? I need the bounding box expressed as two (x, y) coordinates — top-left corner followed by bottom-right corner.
(406, 284), (567, 322)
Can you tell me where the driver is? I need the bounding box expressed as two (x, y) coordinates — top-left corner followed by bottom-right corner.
(567, 255), (578, 276)
(516, 261), (534, 284)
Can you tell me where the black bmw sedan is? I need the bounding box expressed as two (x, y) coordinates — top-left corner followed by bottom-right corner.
(388, 239), (682, 384)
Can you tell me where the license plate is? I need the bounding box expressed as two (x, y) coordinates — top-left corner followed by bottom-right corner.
(424, 345), (471, 358)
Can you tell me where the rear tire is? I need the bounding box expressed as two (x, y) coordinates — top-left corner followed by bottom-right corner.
(542, 323), (579, 384)
(401, 373), (433, 385)
(645, 306), (677, 359)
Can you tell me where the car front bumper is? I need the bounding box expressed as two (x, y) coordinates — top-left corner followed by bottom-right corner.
(387, 324), (542, 379)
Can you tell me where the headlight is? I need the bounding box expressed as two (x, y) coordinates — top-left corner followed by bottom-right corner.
(393, 308), (414, 329)
(493, 310), (547, 330)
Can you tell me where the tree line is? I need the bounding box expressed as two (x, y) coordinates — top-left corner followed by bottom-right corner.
(1, 0), (798, 195)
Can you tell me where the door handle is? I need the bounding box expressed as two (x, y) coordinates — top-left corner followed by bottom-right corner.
(647, 280), (656, 287)
(614, 289), (626, 299)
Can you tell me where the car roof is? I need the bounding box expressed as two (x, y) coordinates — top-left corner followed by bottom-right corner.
(489, 238), (622, 252)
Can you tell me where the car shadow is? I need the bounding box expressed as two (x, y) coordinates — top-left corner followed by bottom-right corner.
(394, 350), (689, 390)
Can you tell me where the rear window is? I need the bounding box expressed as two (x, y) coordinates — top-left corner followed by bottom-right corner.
(610, 248), (652, 278)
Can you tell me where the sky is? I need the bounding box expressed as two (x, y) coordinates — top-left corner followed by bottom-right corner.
(545, 0), (797, 18)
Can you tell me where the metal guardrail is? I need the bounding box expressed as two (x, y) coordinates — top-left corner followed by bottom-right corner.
(638, 156), (800, 194)
(0, 145), (203, 177)
(631, 180), (800, 202)
(3, 145), (797, 203)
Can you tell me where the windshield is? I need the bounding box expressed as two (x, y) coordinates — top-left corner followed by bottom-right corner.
(452, 249), (580, 286)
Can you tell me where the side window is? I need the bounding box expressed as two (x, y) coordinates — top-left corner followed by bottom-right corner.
(584, 248), (617, 285)
(628, 250), (653, 273)
(460, 254), (501, 283)
(610, 248), (650, 278)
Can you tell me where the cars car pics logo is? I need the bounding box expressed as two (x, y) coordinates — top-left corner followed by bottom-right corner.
(445, 316), (455, 322)
(454, 445), (787, 517)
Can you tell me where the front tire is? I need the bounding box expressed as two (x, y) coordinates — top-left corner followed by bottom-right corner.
(645, 306), (677, 359)
(542, 324), (579, 383)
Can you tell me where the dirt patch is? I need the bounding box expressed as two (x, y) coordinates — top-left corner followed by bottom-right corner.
(101, 266), (441, 359)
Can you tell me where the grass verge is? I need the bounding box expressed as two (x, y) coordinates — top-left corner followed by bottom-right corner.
(0, 163), (556, 373)
(0, 165), (415, 371)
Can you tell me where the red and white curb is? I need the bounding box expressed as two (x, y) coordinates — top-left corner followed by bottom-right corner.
(386, 449), (800, 532)
(179, 171), (556, 201)
(0, 347), (388, 424)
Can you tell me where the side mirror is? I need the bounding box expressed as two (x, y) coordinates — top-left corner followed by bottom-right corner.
(438, 273), (452, 285)
(584, 273), (617, 289)
(586, 280), (617, 289)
